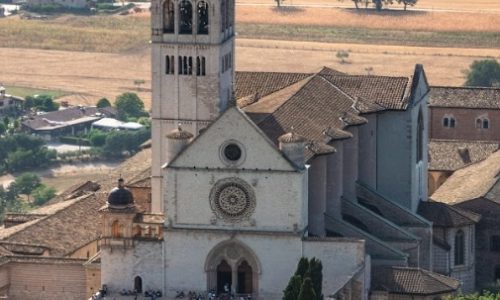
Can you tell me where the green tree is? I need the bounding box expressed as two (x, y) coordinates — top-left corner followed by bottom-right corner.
(114, 92), (147, 120)
(309, 258), (323, 300)
(336, 50), (349, 64)
(465, 59), (500, 87)
(24, 94), (59, 112)
(11, 172), (41, 202)
(0, 123), (5, 136)
(283, 275), (302, 300)
(295, 257), (310, 279)
(137, 117), (152, 128)
(32, 185), (56, 206)
(298, 278), (316, 300)
(96, 97), (111, 108)
(88, 130), (107, 147)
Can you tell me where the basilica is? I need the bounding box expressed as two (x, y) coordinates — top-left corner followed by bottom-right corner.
(97, 0), (472, 297)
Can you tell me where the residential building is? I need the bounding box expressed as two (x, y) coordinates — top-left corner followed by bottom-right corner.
(428, 86), (500, 194)
(0, 86), (23, 116)
(432, 150), (500, 289)
(22, 106), (116, 140)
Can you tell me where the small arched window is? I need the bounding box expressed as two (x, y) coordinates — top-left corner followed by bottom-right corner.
(111, 220), (122, 238)
(483, 119), (489, 129)
(197, 1), (209, 34)
(201, 57), (206, 75)
(179, 0), (193, 34)
(455, 230), (465, 266)
(476, 118), (482, 129)
(443, 117), (449, 127)
(220, 0), (226, 33)
(163, 0), (175, 33)
(196, 56), (201, 76)
(450, 118), (456, 128)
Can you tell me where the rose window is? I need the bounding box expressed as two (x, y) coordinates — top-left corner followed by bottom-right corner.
(210, 178), (256, 221)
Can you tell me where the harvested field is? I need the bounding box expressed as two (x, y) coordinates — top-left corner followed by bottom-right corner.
(2, 39), (499, 108)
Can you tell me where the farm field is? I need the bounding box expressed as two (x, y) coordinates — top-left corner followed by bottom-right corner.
(4, 85), (68, 99)
(0, 2), (499, 108)
(2, 39), (499, 108)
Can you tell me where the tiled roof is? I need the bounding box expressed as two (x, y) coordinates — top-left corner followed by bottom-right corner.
(235, 71), (312, 101)
(246, 74), (359, 160)
(372, 266), (460, 295)
(430, 86), (500, 109)
(428, 139), (500, 171)
(0, 193), (105, 257)
(239, 68), (413, 160)
(321, 74), (410, 111)
(127, 167), (151, 188)
(418, 201), (480, 227)
(431, 150), (500, 204)
(22, 106), (115, 131)
(0, 148), (153, 258)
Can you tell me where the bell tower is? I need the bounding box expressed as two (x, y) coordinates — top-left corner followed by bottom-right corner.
(150, 0), (235, 212)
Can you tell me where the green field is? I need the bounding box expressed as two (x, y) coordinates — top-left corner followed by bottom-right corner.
(4, 85), (69, 99)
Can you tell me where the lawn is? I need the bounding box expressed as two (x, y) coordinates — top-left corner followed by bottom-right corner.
(4, 85), (69, 99)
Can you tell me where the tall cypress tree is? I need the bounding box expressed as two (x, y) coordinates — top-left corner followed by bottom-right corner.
(295, 257), (309, 279)
(298, 277), (316, 300)
(309, 258), (323, 300)
(283, 275), (302, 300)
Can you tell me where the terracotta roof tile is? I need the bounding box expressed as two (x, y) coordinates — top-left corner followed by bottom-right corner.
(431, 150), (500, 204)
(428, 139), (499, 171)
(372, 266), (460, 295)
(430, 86), (500, 109)
(235, 71), (311, 101)
(418, 201), (480, 227)
(322, 74), (410, 111)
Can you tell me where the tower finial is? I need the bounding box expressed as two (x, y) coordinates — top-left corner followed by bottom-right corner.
(177, 123), (182, 131)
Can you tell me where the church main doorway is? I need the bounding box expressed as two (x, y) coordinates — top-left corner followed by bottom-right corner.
(216, 260), (232, 294)
(237, 261), (253, 294)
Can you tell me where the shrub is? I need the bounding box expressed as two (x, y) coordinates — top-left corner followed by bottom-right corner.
(96, 3), (115, 10)
(59, 136), (91, 146)
(32, 185), (57, 206)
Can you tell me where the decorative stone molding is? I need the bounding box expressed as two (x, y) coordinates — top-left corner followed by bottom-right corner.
(209, 177), (256, 222)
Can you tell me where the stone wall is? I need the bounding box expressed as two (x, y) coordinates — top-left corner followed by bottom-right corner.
(430, 107), (500, 141)
(8, 260), (86, 300)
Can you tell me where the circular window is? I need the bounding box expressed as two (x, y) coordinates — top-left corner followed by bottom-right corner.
(224, 144), (242, 161)
(210, 178), (256, 222)
(219, 140), (245, 166)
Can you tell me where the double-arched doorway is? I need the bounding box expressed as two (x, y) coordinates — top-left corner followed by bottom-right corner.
(206, 240), (260, 296)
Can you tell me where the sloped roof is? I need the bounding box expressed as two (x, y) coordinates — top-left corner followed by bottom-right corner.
(429, 139), (500, 171)
(127, 167), (151, 188)
(431, 150), (500, 204)
(235, 71), (312, 101)
(0, 193), (105, 257)
(372, 266), (460, 295)
(430, 86), (500, 109)
(418, 201), (480, 227)
(236, 68), (414, 160)
(22, 106), (113, 131)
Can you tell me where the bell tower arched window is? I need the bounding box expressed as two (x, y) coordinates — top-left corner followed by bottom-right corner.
(179, 0), (193, 34)
(111, 220), (122, 238)
(163, 0), (174, 33)
(197, 1), (209, 34)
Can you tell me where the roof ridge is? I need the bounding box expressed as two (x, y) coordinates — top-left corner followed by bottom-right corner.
(3, 193), (95, 241)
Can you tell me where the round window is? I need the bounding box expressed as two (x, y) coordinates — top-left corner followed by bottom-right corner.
(224, 143), (242, 161)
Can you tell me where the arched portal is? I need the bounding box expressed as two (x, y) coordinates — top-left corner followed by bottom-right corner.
(205, 240), (260, 296)
(216, 260), (232, 294)
(237, 260), (253, 294)
(134, 276), (143, 293)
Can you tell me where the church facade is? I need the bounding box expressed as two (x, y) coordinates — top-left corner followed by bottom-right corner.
(99, 0), (469, 298)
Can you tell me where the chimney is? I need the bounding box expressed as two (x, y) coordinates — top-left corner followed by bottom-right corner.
(278, 130), (307, 168)
(166, 124), (193, 164)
